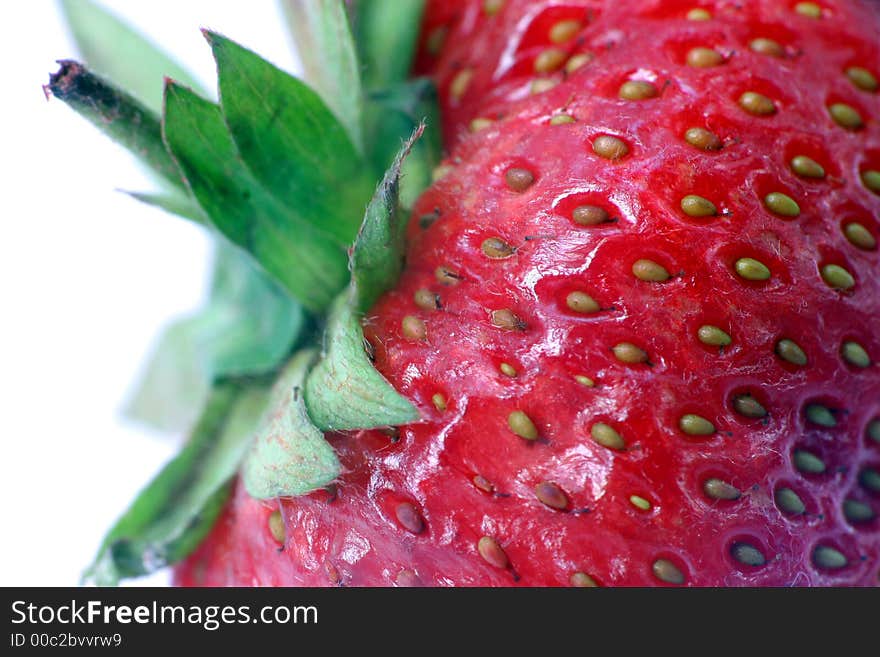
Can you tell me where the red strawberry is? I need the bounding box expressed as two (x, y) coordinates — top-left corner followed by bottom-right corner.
(176, 0), (880, 586)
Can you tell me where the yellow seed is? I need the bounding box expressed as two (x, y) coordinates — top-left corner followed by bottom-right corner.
(535, 481), (568, 510)
(612, 342), (648, 364)
(813, 546), (848, 570)
(739, 91), (776, 116)
(477, 536), (509, 569)
(861, 170), (880, 194)
(426, 26), (448, 56)
(483, 0), (504, 16)
(401, 315), (427, 341)
(505, 167), (535, 192)
(703, 478), (741, 500)
(686, 8), (712, 20)
(435, 265), (461, 285)
(846, 66), (878, 92)
(861, 466), (880, 491)
(592, 135), (629, 160)
(732, 542), (766, 567)
(698, 325), (731, 347)
(591, 422), (625, 450)
(843, 222), (876, 250)
(469, 117), (494, 132)
(499, 362), (517, 377)
(534, 47), (567, 74)
(432, 393), (447, 411)
(734, 257), (771, 281)
(820, 264), (855, 290)
(733, 394), (767, 419)
(680, 194), (717, 217)
(632, 259), (670, 282)
(574, 375), (594, 387)
(686, 47), (723, 67)
(572, 205), (610, 225)
(843, 499), (875, 523)
(570, 572), (598, 587)
(566, 291), (600, 313)
(268, 510), (285, 544)
(763, 192), (800, 217)
(630, 495), (652, 511)
(549, 19), (582, 43)
(550, 113), (576, 125)
(431, 164), (453, 181)
(750, 37), (784, 57)
(775, 487), (806, 515)
(790, 155), (825, 179)
(491, 309), (526, 331)
(652, 559), (685, 584)
(679, 414), (715, 436)
(793, 449), (825, 474)
(684, 127), (723, 150)
(619, 80), (658, 100)
(508, 410), (539, 440)
(450, 68), (474, 101)
(841, 341), (871, 368)
(776, 339), (807, 366)
(414, 288), (440, 310)
(868, 420), (880, 444)
(794, 2), (822, 18)
(565, 53), (594, 73)
(828, 103), (863, 129)
(530, 78), (559, 94)
(482, 237), (515, 258)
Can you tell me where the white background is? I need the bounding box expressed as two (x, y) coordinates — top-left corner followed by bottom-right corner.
(0, 1), (301, 586)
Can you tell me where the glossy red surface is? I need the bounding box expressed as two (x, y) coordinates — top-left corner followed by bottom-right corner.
(177, 0), (879, 586)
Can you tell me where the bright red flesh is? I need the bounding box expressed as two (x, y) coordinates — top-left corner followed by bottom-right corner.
(177, 0), (880, 586)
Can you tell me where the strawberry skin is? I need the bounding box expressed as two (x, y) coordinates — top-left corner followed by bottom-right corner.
(177, 0), (880, 586)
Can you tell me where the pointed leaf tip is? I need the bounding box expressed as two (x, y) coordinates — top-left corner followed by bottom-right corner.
(243, 349), (341, 500)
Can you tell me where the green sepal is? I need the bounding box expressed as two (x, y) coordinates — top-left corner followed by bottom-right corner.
(205, 31), (374, 248)
(279, 0), (363, 152)
(122, 189), (206, 225)
(84, 383), (272, 585)
(125, 247), (304, 433)
(162, 81), (349, 313)
(365, 78), (443, 209)
(58, 0), (205, 115)
(352, 0), (426, 91)
(243, 349), (341, 499)
(46, 61), (183, 191)
(352, 124), (424, 312)
(303, 129), (424, 431)
(305, 293), (419, 431)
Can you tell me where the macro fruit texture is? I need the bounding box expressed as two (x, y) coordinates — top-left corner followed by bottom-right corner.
(175, 0), (880, 586)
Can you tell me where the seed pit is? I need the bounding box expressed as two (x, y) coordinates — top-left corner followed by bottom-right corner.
(505, 167), (535, 192)
(592, 134), (630, 160)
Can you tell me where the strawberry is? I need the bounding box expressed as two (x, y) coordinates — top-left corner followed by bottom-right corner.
(172, 0), (880, 586)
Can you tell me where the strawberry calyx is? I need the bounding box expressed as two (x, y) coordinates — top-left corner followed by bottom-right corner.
(49, 0), (438, 584)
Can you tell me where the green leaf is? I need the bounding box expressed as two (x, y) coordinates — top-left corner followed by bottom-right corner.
(305, 293), (419, 431)
(279, 0), (363, 151)
(47, 61), (183, 190)
(122, 189), (206, 224)
(162, 81), (349, 313)
(58, 0), (205, 115)
(352, 0), (426, 90)
(303, 131), (425, 431)
(206, 31), (374, 248)
(85, 382), (271, 585)
(243, 349), (341, 499)
(352, 124), (424, 312)
(125, 245), (305, 433)
(365, 78), (443, 209)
